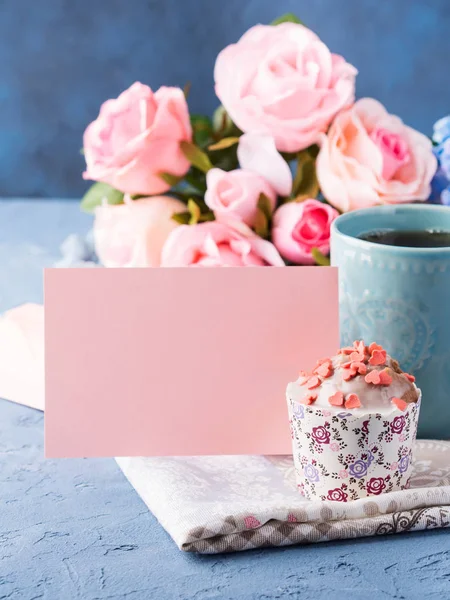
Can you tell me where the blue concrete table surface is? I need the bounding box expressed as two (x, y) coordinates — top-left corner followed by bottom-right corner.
(1, 198), (450, 600)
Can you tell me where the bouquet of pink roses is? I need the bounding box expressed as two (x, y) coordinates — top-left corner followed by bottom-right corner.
(81, 13), (437, 268)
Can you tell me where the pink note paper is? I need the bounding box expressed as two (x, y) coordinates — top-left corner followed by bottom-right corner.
(45, 267), (338, 457)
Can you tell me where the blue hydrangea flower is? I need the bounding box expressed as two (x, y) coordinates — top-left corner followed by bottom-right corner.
(429, 116), (450, 205)
(433, 116), (450, 145)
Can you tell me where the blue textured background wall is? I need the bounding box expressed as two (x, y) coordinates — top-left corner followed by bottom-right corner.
(0, 0), (449, 198)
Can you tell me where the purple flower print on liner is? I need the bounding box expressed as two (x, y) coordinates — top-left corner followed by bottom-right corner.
(293, 402), (305, 419)
(311, 426), (330, 444)
(390, 415), (406, 434)
(398, 455), (410, 474)
(303, 464), (320, 483)
(360, 451), (374, 466)
(337, 412), (352, 419)
(349, 459), (368, 479)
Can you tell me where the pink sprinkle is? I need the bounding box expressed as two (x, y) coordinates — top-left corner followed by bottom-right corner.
(369, 349), (386, 366)
(379, 370), (393, 386)
(403, 373), (415, 383)
(369, 342), (384, 354)
(349, 351), (365, 363)
(300, 392), (317, 405)
(365, 370), (381, 385)
(345, 393), (361, 409)
(392, 397), (408, 411)
(328, 391), (344, 406)
(307, 376), (321, 390)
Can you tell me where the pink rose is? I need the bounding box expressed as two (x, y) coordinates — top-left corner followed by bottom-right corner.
(205, 169), (276, 227)
(366, 477), (386, 496)
(94, 195), (186, 267)
(272, 200), (338, 265)
(326, 487), (348, 502)
(214, 23), (357, 152)
(339, 470), (349, 479)
(316, 98), (437, 212)
(83, 82), (192, 195)
(330, 442), (340, 452)
(161, 221), (284, 267)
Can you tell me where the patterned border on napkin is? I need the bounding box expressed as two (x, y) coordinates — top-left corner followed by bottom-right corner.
(117, 440), (450, 553)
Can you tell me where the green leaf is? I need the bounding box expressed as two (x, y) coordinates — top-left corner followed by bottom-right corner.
(172, 211), (191, 225)
(80, 182), (124, 213)
(271, 13), (304, 26)
(292, 151), (319, 201)
(199, 211), (215, 222)
(187, 198), (201, 225)
(158, 172), (183, 187)
(311, 247), (331, 266)
(257, 193), (273, 220)
(254, 208), (269, 239)
(180, 141), (214, 173)
(184, 170), (207, 193)
(208, 137), (240, 151)
(190, 114), (214, 148)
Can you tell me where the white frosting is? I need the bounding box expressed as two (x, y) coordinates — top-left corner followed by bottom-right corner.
(288, 353), (418, 416)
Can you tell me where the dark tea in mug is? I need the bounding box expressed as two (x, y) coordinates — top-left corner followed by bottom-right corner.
(358, 229), (450, 248)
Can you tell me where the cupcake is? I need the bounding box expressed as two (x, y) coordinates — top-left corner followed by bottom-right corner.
(286, 341), (421, 502)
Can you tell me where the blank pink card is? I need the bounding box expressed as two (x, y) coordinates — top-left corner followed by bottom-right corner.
(45, 267), (338, 457)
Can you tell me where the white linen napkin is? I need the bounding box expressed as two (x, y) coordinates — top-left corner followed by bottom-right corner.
(117, 440), (450, 553)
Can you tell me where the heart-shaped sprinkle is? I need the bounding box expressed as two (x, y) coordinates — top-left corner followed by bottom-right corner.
(300, 392), (318, 405)
(349, 351), (365, 363)
(307, 376), (321, 389)
(314, 362), (333, 378)
(369, 342), (384, 354)
(345, 393), (361, 409)
(354, 340), (366, 354)
(340, 346), (355, 355)
(369, 349), (386, 366)
(351, 361), (367, 375)
(403, 373), (415, 383)
(379, 369), (393, 385)
(392, 397), (408, 411)
(298, 374), (309, 385)
(328, 391), (344, 406)
(315, 357), (330, 367)
(365, 370), (381, 385)
(343, 368), (357, 381)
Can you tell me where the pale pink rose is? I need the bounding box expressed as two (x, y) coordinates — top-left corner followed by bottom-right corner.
(316, 98), (438, 212)
(390, 462), (398, 471)
(272, 199), (338, 265)
(161, 221), (285, 267)
(339, 469), (349, 479)
(94, 195), (186, 267)
(322, 410), (331, 417)
(238, 134), (293, 197)
(214, 23), (357, 153)
(83, 82), (192, 195)
(205, 168), (276, 227)
(330, 442), (340, 452)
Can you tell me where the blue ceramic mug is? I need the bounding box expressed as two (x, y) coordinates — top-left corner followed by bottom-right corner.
(331, 204), (450, 438)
